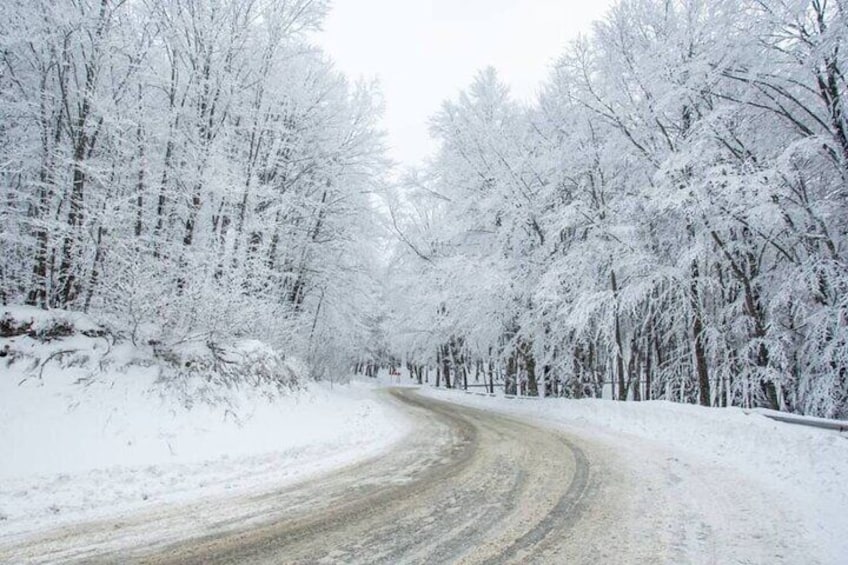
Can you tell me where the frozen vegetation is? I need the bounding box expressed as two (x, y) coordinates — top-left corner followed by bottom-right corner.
(0, 307), (410, 539)
(381, 0), (848, 419)
(1, 0), (847, 560)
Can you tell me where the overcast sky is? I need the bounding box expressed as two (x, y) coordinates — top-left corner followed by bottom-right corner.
(314, 0), (612, 168)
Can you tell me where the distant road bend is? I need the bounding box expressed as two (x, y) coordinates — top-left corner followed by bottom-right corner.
(3, 389), (600, 564)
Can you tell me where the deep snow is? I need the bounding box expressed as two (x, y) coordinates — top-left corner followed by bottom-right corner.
(2, 306), (846, 563)
(0, 308), (411, 541)
(0, 379), (409, 539)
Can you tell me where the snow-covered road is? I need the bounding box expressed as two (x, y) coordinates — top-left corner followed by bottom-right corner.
(0, 389), (579, 562)
(4, 387), (842, 563)
(420, 387), (847, 564)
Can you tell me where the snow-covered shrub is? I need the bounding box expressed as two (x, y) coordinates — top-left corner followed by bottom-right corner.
(153, 339), (301, 392)
(0, 307), (108, 342)
(1, 307), (302, 407)
(0, 307), (114, 381)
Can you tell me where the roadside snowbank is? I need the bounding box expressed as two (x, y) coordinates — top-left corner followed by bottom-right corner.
(421, 387), (848, 563)
(0, 307), (410, 539)
(0, 378), (408, 538)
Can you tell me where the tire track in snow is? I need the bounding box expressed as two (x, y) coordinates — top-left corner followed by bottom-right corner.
(1, 389), (598, 564)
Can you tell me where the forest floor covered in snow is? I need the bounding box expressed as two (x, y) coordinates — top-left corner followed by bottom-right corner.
(419, 385), (848, 563)
(0, 308), (411, 543)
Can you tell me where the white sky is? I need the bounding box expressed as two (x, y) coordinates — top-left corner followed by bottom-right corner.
(315, 0), (613, 168)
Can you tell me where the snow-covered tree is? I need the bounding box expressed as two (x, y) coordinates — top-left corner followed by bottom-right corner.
(0, 0), (387, 379)
(385, 0), (848, 417)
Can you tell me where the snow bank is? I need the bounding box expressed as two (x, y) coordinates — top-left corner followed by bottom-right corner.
(0, 305), (105, 340)
(421, 387), (848, 562)
(0, 307), (410, 537)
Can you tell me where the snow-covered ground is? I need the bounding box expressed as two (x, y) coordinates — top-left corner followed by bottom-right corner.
(0, 381), (408, 538)
(419, 386), (848, 564)
(0, 308), (411, 542)
(3, 310), (845, 565)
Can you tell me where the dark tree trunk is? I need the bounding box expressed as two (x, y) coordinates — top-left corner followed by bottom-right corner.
(690, 261), (711, 406)
(135, 116), (145, 238)
(506, 354), (517, 395)
(522, 341), (538, 397)
(487, 359), (494, 394)
(441, 344), (452, 389)
(644, 336), (653, 401)
(435, 348), (441, 388)
(611, 269), (627, 401)
(83, 225), (106, 313)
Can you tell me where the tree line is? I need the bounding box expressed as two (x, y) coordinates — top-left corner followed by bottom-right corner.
(385, 0), (848, 417)
(0, 0), (386, 377)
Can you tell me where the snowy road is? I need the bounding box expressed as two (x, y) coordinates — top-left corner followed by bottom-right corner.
(137, 388), (594, 564)
(1, 388), (826, 563)
(3, 389), (589, 563)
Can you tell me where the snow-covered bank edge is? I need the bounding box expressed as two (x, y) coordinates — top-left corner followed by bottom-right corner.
(0, 381), (411, 542)
(419, 386), (848, 563)
(0, 306), (413, 542)
(745, 407), (848, 431)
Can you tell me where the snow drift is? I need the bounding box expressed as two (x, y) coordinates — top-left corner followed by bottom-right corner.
(0, 307), (410, 537)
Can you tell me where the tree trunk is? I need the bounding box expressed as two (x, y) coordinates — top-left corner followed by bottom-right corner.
(611, 269), (627, 401)
(644, 336), (653, 401)
(487, 359), (494, 394)
(506, 354), (517, 395)
(435, 348), (441, 387)
(442, 343), (452, 389)
(689, 261), (711, 406)
(522, 340), (538, 397)
(56, 147), (87, 306)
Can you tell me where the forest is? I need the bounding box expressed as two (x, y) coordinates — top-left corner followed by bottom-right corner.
(0, 0), (386, 379)
(1, 0), (847, 418)
(383, 0), (848, 418)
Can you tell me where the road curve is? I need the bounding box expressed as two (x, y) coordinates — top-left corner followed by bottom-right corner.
(1, 389), (593, 564)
